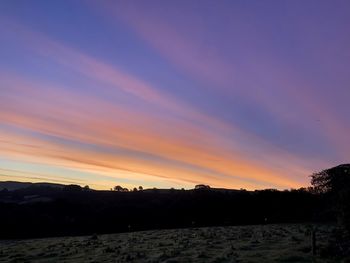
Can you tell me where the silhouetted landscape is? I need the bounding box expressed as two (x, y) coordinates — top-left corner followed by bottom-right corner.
(0, 181), (320, 239)
(2, 1), (350, 262)
(1, 164), (350, 262)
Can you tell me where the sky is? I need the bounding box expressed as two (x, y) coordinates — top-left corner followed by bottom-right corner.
(0, 0), (349, 190)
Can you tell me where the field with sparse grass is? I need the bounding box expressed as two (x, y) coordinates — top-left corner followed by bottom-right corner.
(0, 224), (340, 263)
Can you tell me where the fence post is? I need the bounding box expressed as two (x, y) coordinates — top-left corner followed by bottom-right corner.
(312, 228), (316, 256)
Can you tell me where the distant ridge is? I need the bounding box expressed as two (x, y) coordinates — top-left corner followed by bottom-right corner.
(0, 181), (65, 191)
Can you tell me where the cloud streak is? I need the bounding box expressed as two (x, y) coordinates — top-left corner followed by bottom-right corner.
(0, 72), (305, 189)
(1, 2), (348, 190)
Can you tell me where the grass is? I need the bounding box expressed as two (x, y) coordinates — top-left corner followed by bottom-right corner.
(0, 223), (340, 262)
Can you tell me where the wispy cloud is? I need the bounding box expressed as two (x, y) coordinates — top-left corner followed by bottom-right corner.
(95, 1), (349, 161)
(1, 9), (345, 190)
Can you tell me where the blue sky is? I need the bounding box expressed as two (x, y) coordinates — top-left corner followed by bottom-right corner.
(0, 0), (349, 189)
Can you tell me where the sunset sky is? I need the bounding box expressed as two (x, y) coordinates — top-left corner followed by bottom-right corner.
(0, 0), (349, 190)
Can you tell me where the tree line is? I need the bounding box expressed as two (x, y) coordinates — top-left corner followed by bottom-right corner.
(0, 163), (349, 258)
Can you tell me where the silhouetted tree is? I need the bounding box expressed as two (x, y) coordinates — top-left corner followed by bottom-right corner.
(195, 184), (210, 190)
(138, 186), (143, 191)
(83, 185), (90, 191)
(133, 187), (138, 192)
(311, 164), (350, 257)
(114, 185), (123, 192)
(311, 165), (350, 227)
(311, 164), (350, 194)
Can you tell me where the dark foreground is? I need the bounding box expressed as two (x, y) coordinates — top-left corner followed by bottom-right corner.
(0, 224), (338, 263)
(0, 183), (324, 239)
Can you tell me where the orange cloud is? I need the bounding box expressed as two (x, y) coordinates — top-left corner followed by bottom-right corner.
(0, 18), (326, 190)
(0, 73), (311, 189)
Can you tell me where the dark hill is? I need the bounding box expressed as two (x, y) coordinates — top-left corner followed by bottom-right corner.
(0, 181), (64, 191)
(0, 181), (328, 239)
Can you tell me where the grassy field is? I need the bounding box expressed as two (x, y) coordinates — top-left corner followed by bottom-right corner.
(0, 224), (338, 262)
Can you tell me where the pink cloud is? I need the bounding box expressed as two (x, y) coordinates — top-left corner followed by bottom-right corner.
(0, 17), (334, 189)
